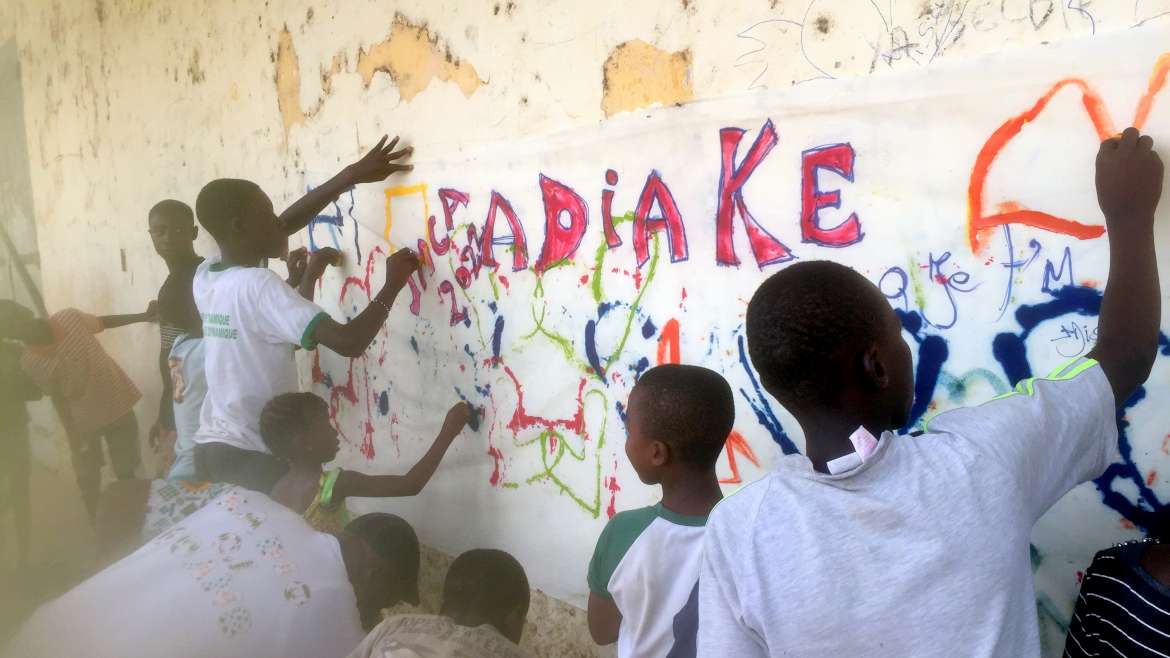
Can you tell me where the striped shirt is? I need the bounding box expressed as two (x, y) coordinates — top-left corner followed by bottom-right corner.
(1064, 542), (1170, 657)
(21, 309), (141, 435)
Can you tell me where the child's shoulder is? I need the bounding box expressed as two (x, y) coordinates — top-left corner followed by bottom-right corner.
(605, 504), (660, 530)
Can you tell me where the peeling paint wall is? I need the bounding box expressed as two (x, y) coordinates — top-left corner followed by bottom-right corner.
(0, 1), (1162, 655)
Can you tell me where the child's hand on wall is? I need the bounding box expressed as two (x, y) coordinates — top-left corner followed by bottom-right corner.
(344, 134), (413, 186)
(1097, 127), (1163, 228)
(383, 248), (420, 294)
(441, 401), (473, 439)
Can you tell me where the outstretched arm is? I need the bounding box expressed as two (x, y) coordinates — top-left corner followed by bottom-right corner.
(299, 248), (340, 301)
(278, 135), (413, 235)
(1087, 127), (1164, 405)
(587, 594), (622, 645)
(333, 402), (471, 499)
(99, 300), (158, 330)
(311, 248), (418, 358)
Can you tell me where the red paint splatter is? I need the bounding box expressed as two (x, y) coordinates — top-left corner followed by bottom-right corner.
(502, 366), (587, 436)
(1161, 434), (1170, 456)
(488, 445), (504, 486)
(1080, 279), (1100, 288)
(497, 275), (510, 290)
(604, 459), (621, 519)
(548, 434), (558, 453)
(1121, 518), (1137, 530)
(1148, 470), (1159, 486)
(633, 268), (643, 290)
(579, 274), (589, 285)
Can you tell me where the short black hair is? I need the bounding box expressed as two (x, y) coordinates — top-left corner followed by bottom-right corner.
(195, 178), (263, 239)
(148, 199), (194, 225)
(441, 549), (530, 635)
(632, 364), (734, 469)
(259, 392), (326, 458)
(745, 261), (888, 405)
(346, 513), (421, 605)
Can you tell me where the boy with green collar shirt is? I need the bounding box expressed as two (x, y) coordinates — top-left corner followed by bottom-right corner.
(588, 364), (734, 658)
(191, 135), (417, 492)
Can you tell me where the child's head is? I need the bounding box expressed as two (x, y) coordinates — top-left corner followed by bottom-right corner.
(625, 364), (735, 484)
(260, 392), (339, 465)
(746, 260), (914, 431)
(194, 179), (288, 260)
(147, 199), (198, 262)
(440, 549), (530, 644)
(342, 513), (421, 629)
(0, 300), (50, 345)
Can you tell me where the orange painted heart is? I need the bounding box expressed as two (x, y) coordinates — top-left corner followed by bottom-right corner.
(967, 53), (1170, 255)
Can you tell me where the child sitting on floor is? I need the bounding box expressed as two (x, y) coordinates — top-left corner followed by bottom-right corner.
(262, 392), (474, 534)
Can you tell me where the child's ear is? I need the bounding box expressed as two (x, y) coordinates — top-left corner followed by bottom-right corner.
(651, 440), (670, 467)
(229, 214), (246, 236)
(861, 343), (890, 390)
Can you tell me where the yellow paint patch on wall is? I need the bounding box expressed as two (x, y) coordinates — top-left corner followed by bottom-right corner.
(601, 39), (694, 118)
(275, 27), (306, 133)
(356, 16), (483, 102)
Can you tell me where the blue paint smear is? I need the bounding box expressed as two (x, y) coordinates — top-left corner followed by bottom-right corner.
(463, 344), (476, 360)
(641, 318), (657, 339)
(409, 336), (419, 354)
(474, 384), (491, 397)
(323, 373), (334, 389)
(615, 400), (629, 424)
(735, 335), (799, 454)
(585, 319), (605, 378)
(488, 301), (498, 313)
(896, 309), (947, 432)
(492, 316), (505, 361)
(378, 391), (390, 416)
(631, 356), (650, 379)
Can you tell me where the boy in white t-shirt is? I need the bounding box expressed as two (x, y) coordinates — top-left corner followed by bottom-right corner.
(588, 364), (734, 658)
(190, 136), (418, 492)
(698, 129), (1164, 657)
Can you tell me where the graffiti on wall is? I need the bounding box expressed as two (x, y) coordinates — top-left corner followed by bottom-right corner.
(301, 27), (1170, 637)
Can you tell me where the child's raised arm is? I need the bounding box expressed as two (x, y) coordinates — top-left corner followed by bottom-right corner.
(333, 402), (472, 500)
(1088, 127), (1165, 405)
(278, 135), (413, 235)
(311, 249), (418, 357)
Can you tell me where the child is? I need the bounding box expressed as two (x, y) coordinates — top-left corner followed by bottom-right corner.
(698, 128), (1164, 657)
(588, 364), (734, 657)
(0, 299), (156, 519)
(10, 497), (422, 658)
(1064, 507), (1170, 656)
(262, 392), (473, 534)
(0, 334), (42, 565)
(146, 199), (204, 463)
(190, 135), (417, 492)
(348, 548), (533, 658)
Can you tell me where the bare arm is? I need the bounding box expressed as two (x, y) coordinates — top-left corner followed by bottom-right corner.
(1087, 127), (1164, 405)
(311, 249), (418, 358)
(333, 402), (471, 500)
(99, 300), (157, 330)
(298, 248), (340, 301)
(278, 135), (413, 235)
(587, 593), (622, 645)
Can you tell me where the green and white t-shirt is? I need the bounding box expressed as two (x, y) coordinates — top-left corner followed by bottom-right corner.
(192, 260), (329, 454)
(588, 503), (707, 658)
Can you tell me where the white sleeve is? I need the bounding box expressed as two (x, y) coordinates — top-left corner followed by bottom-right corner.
(927, 356), (1116, 522)
(698, 511), (768, 658)
(251, 269), (330, 349)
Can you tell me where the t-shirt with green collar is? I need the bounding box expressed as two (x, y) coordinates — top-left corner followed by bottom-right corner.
(191, 258), (329, 455)
(588, 502), (707, 658)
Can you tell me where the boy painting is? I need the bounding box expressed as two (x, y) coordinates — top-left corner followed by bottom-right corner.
(698, 128), (1163, 656)
(191, 136), (417, 492)
(588, 364), (734, 657)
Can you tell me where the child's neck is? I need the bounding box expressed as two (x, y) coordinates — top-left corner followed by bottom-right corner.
(659, 469), (722, 517)
(216, 243), (264, 268)
(165, 250), (201, 272)
(800, 409), (890, 474)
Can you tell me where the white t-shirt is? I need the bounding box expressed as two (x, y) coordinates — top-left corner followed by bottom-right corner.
(6, 488), (365, 658)
(588, 504), (706, 658)
(191, 260), (328, 453)
(698, 357), (1117, 658)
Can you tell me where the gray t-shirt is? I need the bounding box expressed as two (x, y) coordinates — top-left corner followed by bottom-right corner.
(698, 357), (1116, 658)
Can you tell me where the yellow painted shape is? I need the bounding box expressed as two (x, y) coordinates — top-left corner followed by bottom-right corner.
(384, 184), (429, 242)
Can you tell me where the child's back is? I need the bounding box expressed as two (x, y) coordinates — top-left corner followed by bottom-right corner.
(699, 128), (1165, 657)
(588, 364), (733, 658)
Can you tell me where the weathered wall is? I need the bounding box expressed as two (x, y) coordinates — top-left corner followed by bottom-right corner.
(2, 1), (1167, 656)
